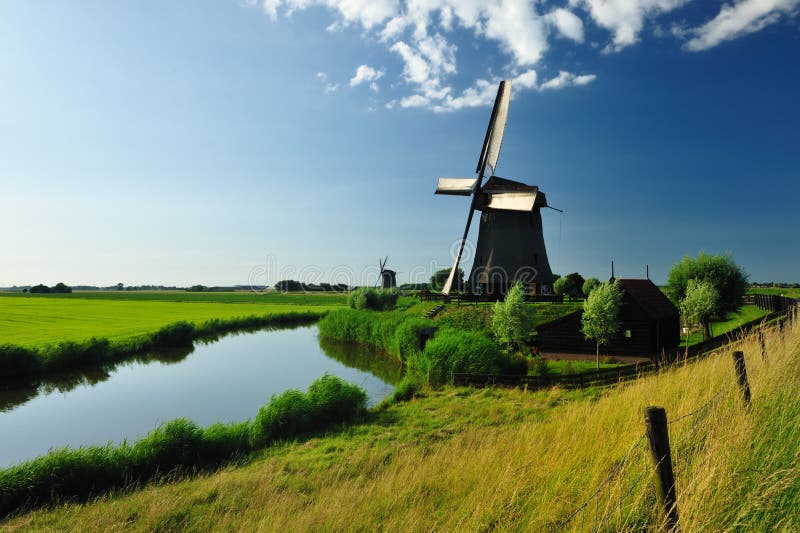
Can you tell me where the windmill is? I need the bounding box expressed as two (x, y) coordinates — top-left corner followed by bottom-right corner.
(376, 257), (397, 290)
(435, 80), (556, 298)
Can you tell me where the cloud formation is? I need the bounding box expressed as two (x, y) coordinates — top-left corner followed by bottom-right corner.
(350, 65), (386, 91)
(251, 0), (797, 110)
(682, 0), (800, 51)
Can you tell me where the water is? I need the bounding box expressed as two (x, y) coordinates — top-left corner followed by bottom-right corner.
(0, 325), (400, 468)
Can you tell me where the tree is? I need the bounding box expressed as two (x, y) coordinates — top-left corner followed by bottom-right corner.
(680, 279), (718, 343)
(666, 252), (748, 317)
(492, 282), (534, 350)
(581, 280), (624, 369)
(51, 282), (72, 293)
(430, 268), (464, 292)
(582, 277), (600, 296)
(564, 273), (586, 295)
(29, 284), (50, 294)
(553, 277), (570, 296)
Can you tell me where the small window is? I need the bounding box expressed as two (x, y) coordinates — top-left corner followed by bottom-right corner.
(624, 330), (632, 339)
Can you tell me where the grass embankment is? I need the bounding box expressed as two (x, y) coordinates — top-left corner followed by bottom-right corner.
(434, 301), (582, 335)
(5, 318), (797, 530)
(680, 304), (770, 347)
(0, 375), (366, 518)
(0, 292), (345, 380)
(317, 309), (525, 383)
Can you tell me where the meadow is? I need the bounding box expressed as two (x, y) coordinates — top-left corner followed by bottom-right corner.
(3, 311), (796, 530)
(0, 291), (346, 347)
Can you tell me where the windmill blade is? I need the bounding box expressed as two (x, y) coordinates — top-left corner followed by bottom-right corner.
(486, 191), (537, 212)
(435, 177), (479, 196)
(475, 80), (512, 177)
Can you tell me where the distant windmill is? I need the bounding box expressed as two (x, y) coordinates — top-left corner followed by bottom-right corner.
(376, 257), (397, 290)
(435, 80), (556, 297)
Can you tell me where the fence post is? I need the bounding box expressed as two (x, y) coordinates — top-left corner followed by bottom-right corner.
(732, 351), (751, 407)
(759, 331), (767, 362)
(644, 406), (679, 531)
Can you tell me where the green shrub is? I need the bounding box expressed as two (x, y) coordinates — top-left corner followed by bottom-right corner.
(250, 389), (313, 448)
(307, 373), (367, 424)
(348, 288), (399, 311)
(415, 329), (507, 384)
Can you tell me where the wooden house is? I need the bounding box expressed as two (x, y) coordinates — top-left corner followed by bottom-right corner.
(537, 279), (680, 359)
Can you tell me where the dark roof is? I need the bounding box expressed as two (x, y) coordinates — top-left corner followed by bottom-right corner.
(618, 279), (678, 321)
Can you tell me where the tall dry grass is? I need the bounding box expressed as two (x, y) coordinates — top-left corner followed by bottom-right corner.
(5, 311), (798, 532)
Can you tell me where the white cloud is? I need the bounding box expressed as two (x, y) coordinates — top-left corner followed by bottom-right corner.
(316, 71), (339, 92)
(349, 64), (385, 90)
(574, 0), (689, 51)
(483, 0), (549, 65)
(399, 94), (431, 107)
(513, 69), (538, 89)
(539, 70), (597, 90)
(251, 0), (794, 112)
(683, 0), (800, 51)
(546, 8), (585, 43)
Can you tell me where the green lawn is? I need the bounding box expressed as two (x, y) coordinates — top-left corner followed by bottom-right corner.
(747, 287), (800, 299)
(680, 304), (770, 347)
(532, 358), (626, 376)
(0, 292), (346, 347)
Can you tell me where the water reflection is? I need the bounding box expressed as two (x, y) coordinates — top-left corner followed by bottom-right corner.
(0, 324), (397, 467)
(318, 337), (403, 385)
(0, 346), (195, 413)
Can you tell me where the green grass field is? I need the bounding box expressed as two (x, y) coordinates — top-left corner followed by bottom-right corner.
(680, 304), (770, 347)
(0, 292), (347, 347)
(748, 287), (800, 299)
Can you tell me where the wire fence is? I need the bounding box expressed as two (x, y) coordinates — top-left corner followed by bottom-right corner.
(551, 371), (737, 532)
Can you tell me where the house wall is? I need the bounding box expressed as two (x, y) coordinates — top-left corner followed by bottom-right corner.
(537, 312), (680, 358)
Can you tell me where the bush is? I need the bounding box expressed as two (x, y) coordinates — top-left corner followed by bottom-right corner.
(414, 329), (507, 384)
(348, 288), (399, 311)
(307, 373), (367, 424)
(250, 389), (313, 448)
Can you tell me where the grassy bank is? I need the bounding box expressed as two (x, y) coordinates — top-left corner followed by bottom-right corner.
(0, 293), (344, 347)
(0, 312), (321, 381)
(317, 309), (524, 383)
(0, 375), (366, 518)
(5, 316), (796, 530)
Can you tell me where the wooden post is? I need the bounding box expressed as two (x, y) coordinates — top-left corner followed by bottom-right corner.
(644, 406), (679, 531)
(732, 351), (751, 406)
(759, 331), (767, 361)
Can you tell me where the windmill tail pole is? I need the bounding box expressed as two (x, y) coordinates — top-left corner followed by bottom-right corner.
(442, 202), (477, 295)
(544, 205), (564, 213)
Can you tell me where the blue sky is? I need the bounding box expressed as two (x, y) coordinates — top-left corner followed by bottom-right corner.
(1, 0), (798, 287)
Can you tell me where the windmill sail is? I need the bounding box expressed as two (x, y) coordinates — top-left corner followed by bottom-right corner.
(475, 80), (511, 176)
(486, 191), (538, 212)
(484, 81), (511, 175)
(435, 177), (479, 195)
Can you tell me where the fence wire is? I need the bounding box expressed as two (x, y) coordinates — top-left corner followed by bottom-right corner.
(552, 369), (737, 532)
(552, 433), (647, 532)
